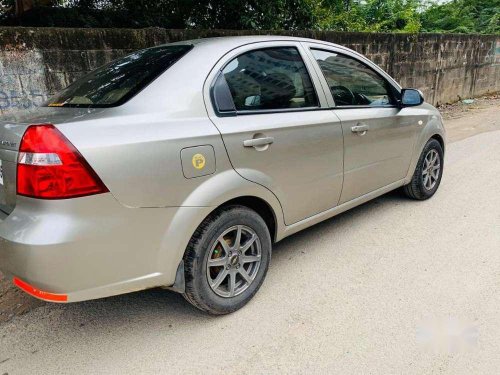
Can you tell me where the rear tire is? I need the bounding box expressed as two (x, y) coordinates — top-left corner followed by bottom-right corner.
(182, 205), (271, 315)
(403, 138), (444, 200)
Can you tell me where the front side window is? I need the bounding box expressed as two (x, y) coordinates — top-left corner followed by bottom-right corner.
(311, 49), (394, 107)
(45, 45), (193, 108)
(221, 47), (318, 112)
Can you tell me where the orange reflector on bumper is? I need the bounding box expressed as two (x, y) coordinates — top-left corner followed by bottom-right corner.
(13, 277), (68, 302)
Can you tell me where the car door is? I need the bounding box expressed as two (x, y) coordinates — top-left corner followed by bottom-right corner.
(206, 42), (344, 225)
(305, 44), (420, 204)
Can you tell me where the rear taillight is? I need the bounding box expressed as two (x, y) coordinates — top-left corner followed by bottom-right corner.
(17, 124), (108, 199)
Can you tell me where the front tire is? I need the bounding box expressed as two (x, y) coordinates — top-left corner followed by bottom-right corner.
(183, 205), (271, 315)
(403, 138), (444, 200)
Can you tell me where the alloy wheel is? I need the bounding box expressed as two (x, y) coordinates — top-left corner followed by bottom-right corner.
(206, 225), (262, 298)
(422, 149), (441, 190)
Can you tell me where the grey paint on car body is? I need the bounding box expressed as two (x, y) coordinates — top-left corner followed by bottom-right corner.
(0, 36), (445, 303)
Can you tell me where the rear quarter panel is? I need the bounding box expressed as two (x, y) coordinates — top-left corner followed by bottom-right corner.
(56, 112), (234, 208)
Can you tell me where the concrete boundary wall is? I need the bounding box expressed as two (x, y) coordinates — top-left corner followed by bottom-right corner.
(0, 27), (499, 114)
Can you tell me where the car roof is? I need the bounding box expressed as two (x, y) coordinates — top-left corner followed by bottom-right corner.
(170, 35), (343, 50)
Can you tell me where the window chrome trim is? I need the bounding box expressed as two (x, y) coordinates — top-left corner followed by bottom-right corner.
(330, 105), (399, 110)
(233, 106), (331, 116)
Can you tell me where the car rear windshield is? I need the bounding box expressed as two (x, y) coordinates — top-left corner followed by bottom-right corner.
(44, 44), (193, 108)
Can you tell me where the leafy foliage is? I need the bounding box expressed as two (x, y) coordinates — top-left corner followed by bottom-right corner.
(0, 0), (498, 34)
(421, 0), (500, 34)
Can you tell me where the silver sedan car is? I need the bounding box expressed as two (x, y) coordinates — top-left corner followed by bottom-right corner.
(0, 36), (445, 314)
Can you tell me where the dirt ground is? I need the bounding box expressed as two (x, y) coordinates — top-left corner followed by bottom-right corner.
(438, 95), (500, 142)
(0, 277), (43, 323)
(438, 95), (500, 121)
(1, 95), (499, 324)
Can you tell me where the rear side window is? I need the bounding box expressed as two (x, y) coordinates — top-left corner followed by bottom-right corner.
(311, 49), (395, 107)
(220, 47), (318, 112)
(45, 45), (193, 108)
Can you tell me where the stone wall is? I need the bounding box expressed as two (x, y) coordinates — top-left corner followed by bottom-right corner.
(0, 27), (499, 114)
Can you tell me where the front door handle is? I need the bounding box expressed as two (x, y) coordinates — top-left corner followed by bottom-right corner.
(351, 124), (369, 135)
(243, 137), (274, 148)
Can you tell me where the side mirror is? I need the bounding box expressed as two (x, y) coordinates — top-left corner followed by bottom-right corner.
(401, 88), (424, 107)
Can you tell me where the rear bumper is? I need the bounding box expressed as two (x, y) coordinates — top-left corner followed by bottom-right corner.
(0, 194), (211, 302)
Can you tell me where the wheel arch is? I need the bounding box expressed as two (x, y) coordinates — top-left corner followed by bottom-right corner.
(405, 115), (446, 185)
(165, 194), (279, 294)
(216, 196), (278, 243)
(431, 133), (445, 153)
(159, 171), (285, 290)
(178, 169), (284, 240)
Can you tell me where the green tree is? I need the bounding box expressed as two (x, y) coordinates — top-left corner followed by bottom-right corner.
(0, 0), (498, 34)
(316, 0), (368, 31)
(182, 0), (321, 29)
(361, 0), (422, 32)
(421, 0), (500, 34)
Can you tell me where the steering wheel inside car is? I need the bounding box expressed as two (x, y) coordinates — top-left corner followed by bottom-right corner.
(331, 85), (356, 106)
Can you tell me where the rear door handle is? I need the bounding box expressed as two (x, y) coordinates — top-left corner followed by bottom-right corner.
(243, 137), (274, 148)
(351, 124), (369, 135)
